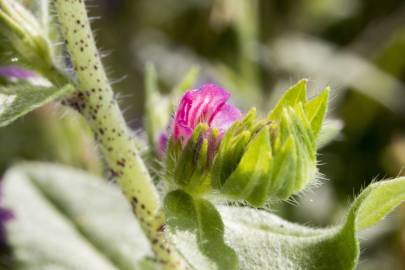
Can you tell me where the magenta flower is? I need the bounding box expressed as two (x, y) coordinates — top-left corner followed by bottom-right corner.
(157, 84), (241, 156)
(172, 83), (241, 143)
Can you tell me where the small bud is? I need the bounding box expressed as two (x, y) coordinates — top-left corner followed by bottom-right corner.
(163, 80), (329, 206)
(212, 80), (329, 206)
(164, 84), (242, 194)
(0, 0), (53, 69)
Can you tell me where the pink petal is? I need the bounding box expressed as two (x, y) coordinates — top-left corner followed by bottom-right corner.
(174, 121), (193, 142)
(210, 103), (242, 132)
(173, 83), (229, 141)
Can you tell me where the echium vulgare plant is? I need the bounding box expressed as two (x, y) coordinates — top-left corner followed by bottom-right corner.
(0, 1), (403, 270)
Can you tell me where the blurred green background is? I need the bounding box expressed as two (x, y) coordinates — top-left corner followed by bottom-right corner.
(1, 0), (405, 269)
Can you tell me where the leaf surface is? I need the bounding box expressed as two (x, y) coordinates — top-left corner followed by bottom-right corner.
(2, 163), (403, 270)
(0, 83), (73, 127)
(172, 178), (405, 270)
(2, 163), (155, 270)
(164, 190), (238, 270)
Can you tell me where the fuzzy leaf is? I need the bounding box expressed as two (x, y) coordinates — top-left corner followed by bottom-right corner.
(0, 83), (74, 127)
(164, 190), (238, 270)
(353, 177), (405, 230)
(2, 163), (156, 270)
(3, 163), (403, 270)
(173, 177), (405, 270)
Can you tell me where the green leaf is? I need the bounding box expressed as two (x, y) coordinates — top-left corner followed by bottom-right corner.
(171, 177), (405, 270)
(0, 83), (74, 127)
(3, 163), (403, 270)
(352, 177), (405, 230)
(164, 190), (238, 270)
(2, 163), (156, 270)
(268, 79), (307, 120)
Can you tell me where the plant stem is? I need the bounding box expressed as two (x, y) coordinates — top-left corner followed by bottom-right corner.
(53, 1), (188, 269)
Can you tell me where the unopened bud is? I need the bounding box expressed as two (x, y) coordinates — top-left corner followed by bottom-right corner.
(211, 80), (329, 206)
(0, 0), (53, 69)
(162, 80), (329, 207)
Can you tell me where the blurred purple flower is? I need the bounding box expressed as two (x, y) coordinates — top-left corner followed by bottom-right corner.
(0, 66), (34, 80)
(157, 132), (169, 158)
(0, 185), (12, 245)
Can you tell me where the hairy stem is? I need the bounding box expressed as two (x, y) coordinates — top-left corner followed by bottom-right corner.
(53, 0), (188, 269)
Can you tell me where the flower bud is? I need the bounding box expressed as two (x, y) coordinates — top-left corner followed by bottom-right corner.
(166, 123), (213, 194)
(164, 84), (241, 194)
(211, 80), (329, 206)
(0, 0), (53, 69)
(164, 80), (329, 206)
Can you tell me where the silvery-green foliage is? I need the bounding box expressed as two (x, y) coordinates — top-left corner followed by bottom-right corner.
(2, 163), (403, 270)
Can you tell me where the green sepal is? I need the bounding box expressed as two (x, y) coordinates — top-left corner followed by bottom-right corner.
(211, 108), (257, 190)
(221, 127), (272, 206)
(173, 123), (208, 188)
(268, 79), (307, 120)
(164, 190), (238, 270)
(268, 136), (298, 199)
(168, 123), (213, 194)
(277, 107), (317, 194)
(304, 87), (330, 137)
(165, 136), (181, 182)
(234, 107), (257, 133)
(186, 138), (211, 194)
(292, 105), (317, 157)
(291, 106), (317, 191)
